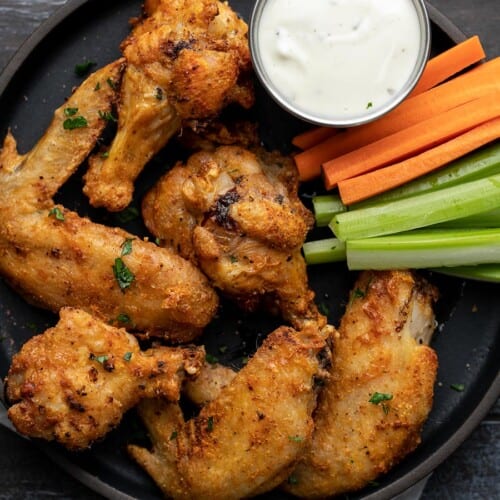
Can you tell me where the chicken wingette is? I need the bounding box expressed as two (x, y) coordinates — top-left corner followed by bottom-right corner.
(128, 322), (333, 499)
(5, 308), (205, 450)
(142, 145), (322, 329)
(284, 270), (439, 498)
(83, 0), (254, 211)
(0, 62), (218, 342)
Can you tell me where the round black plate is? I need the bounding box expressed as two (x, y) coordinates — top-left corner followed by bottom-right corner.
(0, 1), (498, 499)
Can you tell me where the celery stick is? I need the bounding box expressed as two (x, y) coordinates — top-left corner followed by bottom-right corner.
(312, 194), (346, 226)
(352, 141), (500, 209)
(430, 264), (500, 283)
(346, 229), (500, 270)
(432, 208), (500, 228)
(302, 238), (346, 264)
(331, 174), (500, 241)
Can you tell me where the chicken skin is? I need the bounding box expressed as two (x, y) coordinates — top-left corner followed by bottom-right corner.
(128, 322), (333, 499)
(142, 145), (322, 328)
(83, 0), (254, 211)
(284, 270), (439, 498)
(5, 308), (205, 450)
(0, 62), (218, 342)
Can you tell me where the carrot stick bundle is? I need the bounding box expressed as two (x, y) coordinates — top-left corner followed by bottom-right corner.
(338, 118), (500, 204)
(292, 127), (337, 150)
(323, 91), (500, 190)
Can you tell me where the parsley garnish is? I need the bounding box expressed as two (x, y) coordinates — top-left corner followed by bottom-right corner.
(98, 110), (118, 122)
(63, 115), (88, 130)
(107, 77), (118, 90)
(112, 258), (135, 291)
(287, 475), (299, 485)
(366, 101), (373, 109)
(121, 238), (134, 257)
(94, 82), (101, 91)
(229, 255), (238, 263)
(207, 416), (214, 432)
(369, 392), (393, 405)
(206, 353), (219, 365)
(115, 206), (139, 224)
(170, 431), (178, 440)
(117, 313), (131, 323)
(90, 353), (109, 364)
(450, 383), (465, 392)
(123, 352), (133, 362)
(48, 207), (65, 221)
(288, 435), (304, 442)
(64, 107), (79, 117)
(75, 60), (96, 77)
(218, 345), (228, 354)
(353, 288), (365, 299)
(318, 302), (330, 316)
(101, 151), (110, 158)
(154, 87), (163, 100)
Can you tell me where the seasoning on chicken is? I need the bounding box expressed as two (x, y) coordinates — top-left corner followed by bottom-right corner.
(142, 145), (322, 329)
(5, 308), (205, 450)
(83, 0), (254, 212)
(0, 62), (218, 342)
(284, 270), (439, 498)
(128, 322), (333, 499)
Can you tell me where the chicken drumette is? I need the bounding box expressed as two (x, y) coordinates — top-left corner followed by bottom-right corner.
(0, 62), (218, 342)
(142, 145), (322, 328)
(83, 0), (254, 211)
(128, 322), (333, 499)
(5, 308), (205, 450)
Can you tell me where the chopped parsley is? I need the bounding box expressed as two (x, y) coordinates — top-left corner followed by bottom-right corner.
(353, 288), (365, 299)
(287, 475), (299, 486)
(450, 383), (465, 392)
(288, 435), (304, 442)
(101, 151), (110, 158)
(369, 392), (393, 405)
(205, 353), (219, 365)
(107, 77), (118, 90)
(123, 352), (133, 362)
(112, 257), (135, 291)
(75, 60), (96, 77)
(154, 237), (161, 246)
(48, 207), (65, 221)
(121, 238), (134, 257)
(63, 115), (88, 130)
(229, 255), (238, 264)
(98, 110), (118, 122)
(94, 82), (101, 91)
(154, 87), (164, 100)
(366, 101), (373, 109)
(218, 345), (228, 354)
(318, 302), (330, 316)
(170, 431), (178, 441)
(115, 206), (139, 224)
(117, 313), (131, 324)
(90, 353), (109, 364)
(64, 107), (79, 117)
(207, 416), (214, 432)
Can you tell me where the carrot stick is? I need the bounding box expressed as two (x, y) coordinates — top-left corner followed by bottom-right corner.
(323, 91), (500, 190)
(409, 35), (486, 96)
(338, 118), (500, 204)
(292, 127), (337, 150)
(295, 58), (500, 181)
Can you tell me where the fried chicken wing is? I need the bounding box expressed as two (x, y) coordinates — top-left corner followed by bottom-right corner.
(83, 0), (254, 211)
(0, 62), (218, 342)
(284, 270), (439, 498)
(5, 308), (205, 450)
(128, 323), (333, 499)
(142, 145), (322, 328)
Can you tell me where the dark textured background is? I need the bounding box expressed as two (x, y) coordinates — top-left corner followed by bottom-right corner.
(0, 0), (498, 498)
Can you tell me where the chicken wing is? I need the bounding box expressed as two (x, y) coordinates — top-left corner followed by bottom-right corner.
(284, 270), (439, 498)
(5, 308), (205, 450)
(128, 322), (333, 499)
(142, 145), (322, 329)
(83, 0), (254, 211)
(0, 62), (218, 342)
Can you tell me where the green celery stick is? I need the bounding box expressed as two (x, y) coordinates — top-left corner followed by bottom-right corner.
(352, 141), (500, 209)
(430, 264), (500, 283)
(312, 194), (346, 226)
(302, 238), (346, 264)
(432, 208), (500, 228)
(346, 229), (500, 270)
(331, 174), (500, 241)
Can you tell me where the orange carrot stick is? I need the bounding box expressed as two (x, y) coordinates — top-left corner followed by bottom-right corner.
(292, 127), (337, 150)
(338, 117), (500, 204)
(323, 91), (500, 190)
(409, 35), (486, 97)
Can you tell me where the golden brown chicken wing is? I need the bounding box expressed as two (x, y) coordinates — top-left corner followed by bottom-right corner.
(142, 145), (322, 329)
(0, 62), (218, 342)
(5, 308), (205, 450)
(284, 270), (439, 498)
(128, 322), (333, 499)
(83, 0), (254, 211)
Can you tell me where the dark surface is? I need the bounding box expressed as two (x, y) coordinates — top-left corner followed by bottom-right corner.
(0, 0), (498, 499)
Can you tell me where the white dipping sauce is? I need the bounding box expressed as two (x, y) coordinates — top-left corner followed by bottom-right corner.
(256, 0), (423, 121)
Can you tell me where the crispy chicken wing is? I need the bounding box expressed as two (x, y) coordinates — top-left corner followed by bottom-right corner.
(0, 62), (218, 342)
(284, 270), (439, 498)
(83, 0), (254, 211)
(142, 145), (322, 328)
(5, 308), (205, 450)
(128, 322), (333, 499)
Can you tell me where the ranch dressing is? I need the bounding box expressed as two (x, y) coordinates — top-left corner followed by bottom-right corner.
(256, 0), (423, 121)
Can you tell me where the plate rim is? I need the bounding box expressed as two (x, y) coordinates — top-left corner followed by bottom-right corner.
(0, 1), (498, 499)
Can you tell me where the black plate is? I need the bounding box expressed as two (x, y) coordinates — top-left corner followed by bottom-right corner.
(0, 1), (498, 499)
